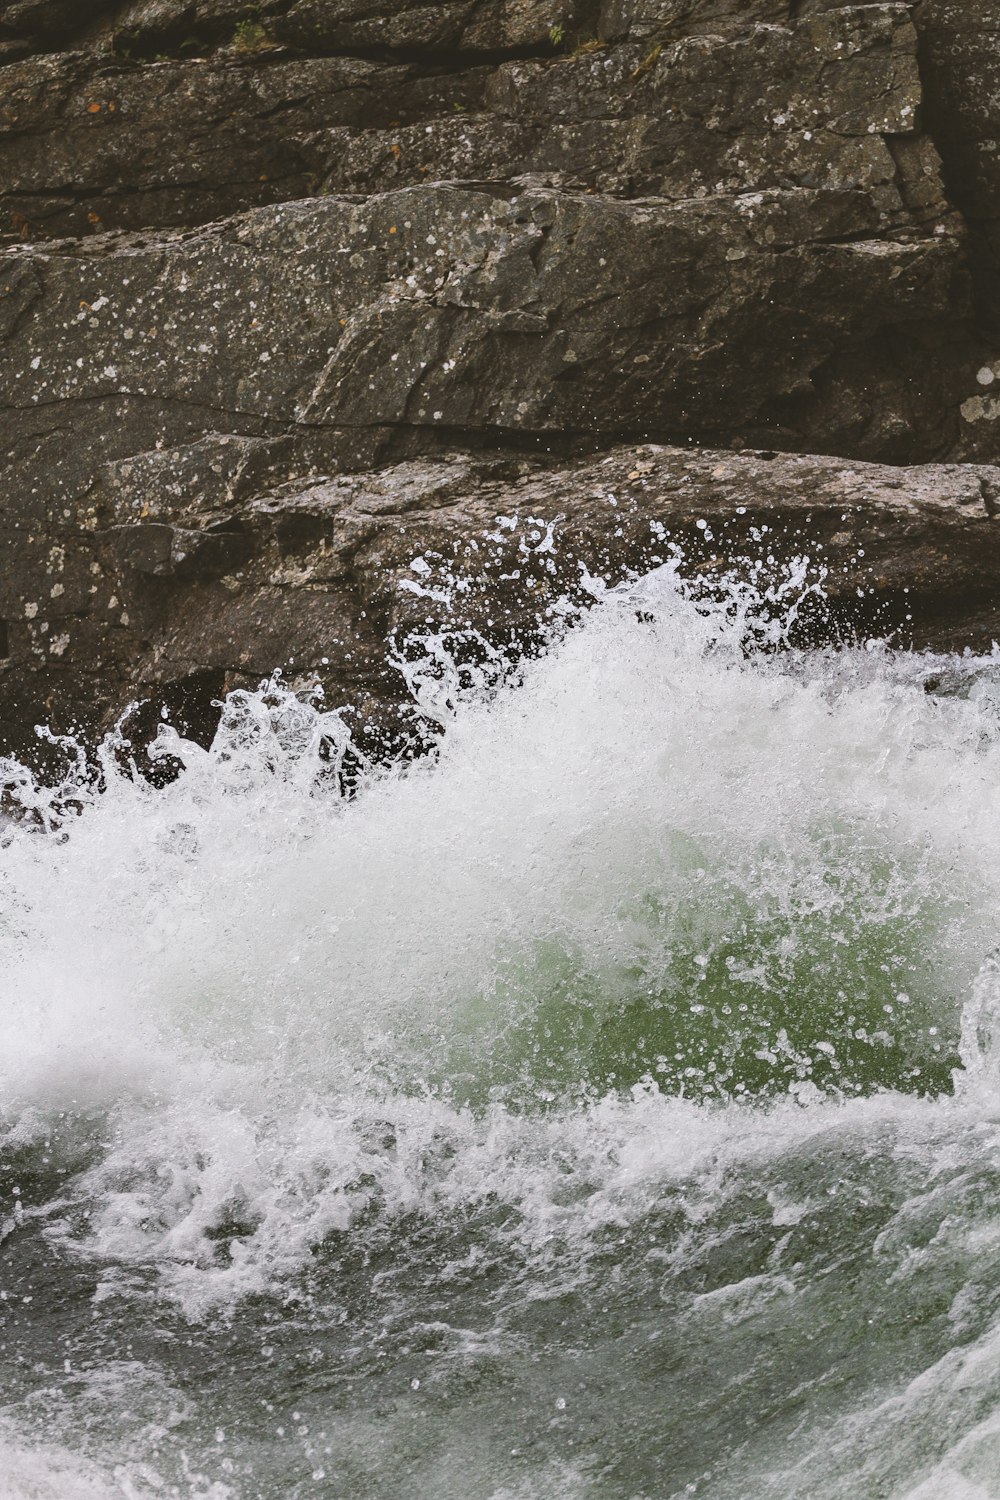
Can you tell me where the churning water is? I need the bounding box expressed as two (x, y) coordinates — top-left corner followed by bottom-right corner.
(5, 562), (1000, 1498)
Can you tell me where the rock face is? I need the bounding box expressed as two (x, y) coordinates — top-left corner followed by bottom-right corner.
(4, 441), (1000, 767)
(2, 0), (1000, 764)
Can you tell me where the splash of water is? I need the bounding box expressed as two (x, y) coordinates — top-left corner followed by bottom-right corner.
(5, 560), (1000, 1498)
(0, 561), (996, 1293)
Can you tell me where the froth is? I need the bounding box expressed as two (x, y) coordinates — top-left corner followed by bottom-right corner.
(2, 566), (1000, 1311)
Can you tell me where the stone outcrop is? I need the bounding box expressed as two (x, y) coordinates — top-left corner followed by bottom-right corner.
(2, 0), (1000, 764)
(4, 442), (1000, 768)
(0, 184), (968, 455)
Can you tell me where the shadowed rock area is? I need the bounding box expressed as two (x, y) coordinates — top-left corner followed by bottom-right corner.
(3, 0), (1000, 762)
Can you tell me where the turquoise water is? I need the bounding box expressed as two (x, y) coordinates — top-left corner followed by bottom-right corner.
(4, 568), (1000, 1498)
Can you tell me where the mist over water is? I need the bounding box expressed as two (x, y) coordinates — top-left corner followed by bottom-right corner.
(5, 563), (1000, 1497)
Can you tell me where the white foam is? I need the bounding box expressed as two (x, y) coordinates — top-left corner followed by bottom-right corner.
(0, 1438), (142, 1500)
(3, 568), (1000, 1317)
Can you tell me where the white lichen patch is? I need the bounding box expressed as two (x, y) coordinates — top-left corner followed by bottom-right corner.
(962, 395), (1000, 423)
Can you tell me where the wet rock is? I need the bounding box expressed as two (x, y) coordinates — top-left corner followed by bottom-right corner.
(3, 443), (1000, 765)
(0, 51), (494, 241)
(272, 0), (585, 51)
(2, 0), (1000, 766)
(109, 519), (254, 578)
(0, 185), (970, 459)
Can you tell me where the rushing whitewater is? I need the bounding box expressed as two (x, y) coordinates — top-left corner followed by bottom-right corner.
(5, 564), (1000, 1499)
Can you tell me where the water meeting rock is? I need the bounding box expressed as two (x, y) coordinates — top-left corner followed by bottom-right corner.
(3, 441), (1000, 763)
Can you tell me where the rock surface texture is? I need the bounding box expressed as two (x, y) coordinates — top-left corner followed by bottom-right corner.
(2, 0), (1000, 761)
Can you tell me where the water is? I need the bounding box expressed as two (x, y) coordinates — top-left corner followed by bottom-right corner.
(4, 562), (1000, 1498)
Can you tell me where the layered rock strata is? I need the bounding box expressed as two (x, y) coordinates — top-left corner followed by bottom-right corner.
(2, 0), (1000, 762)
(3, 442), (1000, 766)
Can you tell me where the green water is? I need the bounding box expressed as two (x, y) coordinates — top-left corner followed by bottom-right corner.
(4, 585), (1000, 1498)
(442, 826), (964, 1107)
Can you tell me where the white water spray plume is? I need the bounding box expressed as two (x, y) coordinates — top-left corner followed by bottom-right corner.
(4, 559), (1000, 1498)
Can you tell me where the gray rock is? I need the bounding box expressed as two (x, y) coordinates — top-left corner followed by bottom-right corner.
(0, 8), (952, 236)
(3, 442), (1000, 764)
(271, 0), (582, 51)
(2, 0), (1000, 768)
(0, 51), (492, 241)
(915, 1), (1000, 312)
(0, 181), (972, 508)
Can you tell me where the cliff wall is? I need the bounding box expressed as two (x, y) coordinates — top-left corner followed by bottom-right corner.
(3, 1), (1000, 759)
